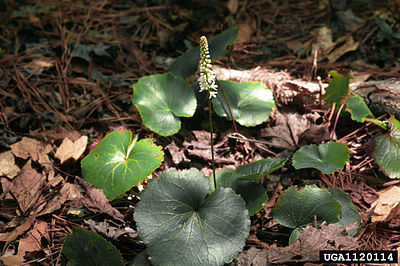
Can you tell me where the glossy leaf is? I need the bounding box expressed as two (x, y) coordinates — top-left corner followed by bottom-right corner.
(62, 227), (124, 266)
(323, 70), (351, 106)
(81, 129), (163, 200)
(134, 168), (250, 266)
(328, 187), (360, 236)
(346, 95), (374, 122)
(212, 80), (275, 127)
(373, 116), (400, 178)
(169, 26), (238, 78)
(292, 142), (349, 174)
(132, 73), (196, 136)
(272, 186), (341, 229)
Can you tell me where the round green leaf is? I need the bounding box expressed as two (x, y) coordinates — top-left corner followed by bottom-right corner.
(328, 187), (360, 236)
(292, 141), (350, 174)
(373, 117), (400, 178)
(272, 185), (341, 229)
(134, 168), (250, 266)
(212, 80), (275, 127)
(62, 227), (124, 266)
(346, 95), (374, 123)
(81, 129), (163, 200)
(132, 73), (196, 136)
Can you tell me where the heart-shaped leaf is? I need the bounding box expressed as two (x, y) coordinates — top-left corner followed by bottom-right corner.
(328, 187), (360, 236)
(62, 227), (124, 266)
(81, 129), (163, 200)
(134, 168), (250, 266)
(132, 73), (196, 136)
(323, 70), (351, 106)
(373, 116), (400, 178)
(272, 185), (341, 244)
(169, 26), (238, 79)
(292, 141), (350, 174)
(346, 95), (374, 122)
(212, 80), (275, 127)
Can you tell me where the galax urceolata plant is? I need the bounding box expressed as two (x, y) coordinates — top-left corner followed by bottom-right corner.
(61, 26), (400, 266)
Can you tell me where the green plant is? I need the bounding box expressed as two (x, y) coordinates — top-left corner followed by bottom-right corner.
(81, 129), (163, 200)
(131, 26), (275, 136)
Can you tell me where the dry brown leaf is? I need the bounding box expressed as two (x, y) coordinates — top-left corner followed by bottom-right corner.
(0, 151), (20, 179)
(326, 35), (359, 62)
(0, 216), (36, 242)
(234, 246), (267, 266)
(11, 161), (46, 214)
(311, 26), (359, 62)
(10, 137), (52, 170)
(55, 136), (88, 164)
(69, 177), (124, 222)
(370, 186), (400, 223)
(0, 255), (25, 266)
(17, 220), (49, 256)
(38, 182), (82, 216)
(268, 223), (358, 264)
(226, 0), (239, 14)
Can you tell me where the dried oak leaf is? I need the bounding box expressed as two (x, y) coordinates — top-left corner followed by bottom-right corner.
(55, 136), (88, 164)
(268, 223), (359, 264)
(38, 182), (81, 216)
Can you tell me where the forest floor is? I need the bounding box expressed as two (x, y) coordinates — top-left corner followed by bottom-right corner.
(0, 0), (400, 265)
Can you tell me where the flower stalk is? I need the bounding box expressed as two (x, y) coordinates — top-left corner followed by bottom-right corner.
(199, 36), (217, 188)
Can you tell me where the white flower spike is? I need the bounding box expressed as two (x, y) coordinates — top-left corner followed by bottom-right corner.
(199, 36), (218, 98)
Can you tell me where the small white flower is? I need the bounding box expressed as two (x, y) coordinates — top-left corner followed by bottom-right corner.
(199, 36), (218, 98)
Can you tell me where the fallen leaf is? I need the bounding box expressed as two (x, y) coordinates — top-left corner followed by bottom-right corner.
(0, 216), (36, 242)
(69, 177), (124, 222)
(226, 0), (239, 14)
(17, 220), (49, 256)
(11, 161), (46, 214)
(38, 182), (81, 216)
(10, 137), (52, 170)
(268, 223), (358, 264)
(84, 219), (138, 240)
(370, 186), (400, 223)
(234, 246), (268, 266)
(0, 255), (25, 266)
(326, 35), (359, 62)
(260, 111), (329, 152)
(0, 151), (20, 179)
(55, 136), (88, 164)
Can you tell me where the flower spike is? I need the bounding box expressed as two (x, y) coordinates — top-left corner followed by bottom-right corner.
(199, 36), (218, 98)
